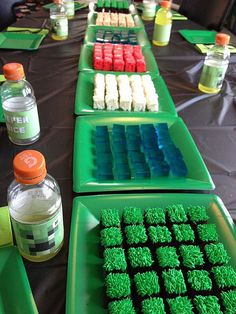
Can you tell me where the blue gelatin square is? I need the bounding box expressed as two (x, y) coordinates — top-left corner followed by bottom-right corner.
(112, 142), (127, 153)
(126, 140), (140, 151)
(112, 124), (125, 134)
(96, 143), (111, 153)
(129, 152), (146, 163)
(114, 153), (128, 164)
(126, 125), (140, 135)
(95, 126), (109, 135)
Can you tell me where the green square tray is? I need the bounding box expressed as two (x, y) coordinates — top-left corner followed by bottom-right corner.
(87, 12), (144, 29)
(74, 71), (177, 116)
(178, 30), (217, 44)
(0, 246), (38, 313)
(0, 32), (46, 50)
(43, 2), (88, 10)
(85, 26), (151, 47)
(66, 193), (236, 314)
(78, 44), (159, 75)
(73, 113), (214, 193)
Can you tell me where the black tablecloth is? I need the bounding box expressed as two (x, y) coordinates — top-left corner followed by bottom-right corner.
(0, 8), (235, 314)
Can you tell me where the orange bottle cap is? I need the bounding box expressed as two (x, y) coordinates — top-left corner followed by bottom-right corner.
(3, 63), (25, 81)
(13, 150), (47, 185)
(161, 1), (171, 9)
(216, 33), (230, 46)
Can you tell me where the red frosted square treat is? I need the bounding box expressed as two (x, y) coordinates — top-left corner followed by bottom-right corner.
(133, 45), (142, 53)
(94, 43), (103, 49)
(103, 56), (113, 71)
(114, 44), (123, 50)
(114, 58), (125, 72)
(124, 44), (133, 52)
(133, 51), (143, 59)
(104, 43), (113, 49)
(104, 52), (113, 60)
(114, 51), (123, 59)
(94, 56), (103, 70)
(136, 58), (146, 72)
(125, 58), (136, 72)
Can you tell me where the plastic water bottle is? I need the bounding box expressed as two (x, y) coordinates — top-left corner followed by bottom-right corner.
(8, 150), (64, 262)
(142, 0), (156, 21)
(152, 0), (172, 46)
(63, 0), (75, 19)
(198, 33), (230, 94)
(50, 0), (68, 40)
(1, 63), (40, 145)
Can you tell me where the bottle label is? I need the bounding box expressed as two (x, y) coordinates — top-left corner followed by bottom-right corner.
(65, 2), (75, 16)
(11, 208), (64, 257)
(153, 24), (172, 43)
(3, 106), (40, 140)
(51, 17), (68, 37)
(199, 63), (228, 89)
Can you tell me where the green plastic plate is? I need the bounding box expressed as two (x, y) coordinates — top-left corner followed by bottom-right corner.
(178, 30), (217, 44)
(78, 44), (159, 75)
(0, 246), (38, 313)
(85, 26), (151, 47)
(0, 32), (46, 50)
(74, 71), (177, 116)
(66, 193), (236, 314)
(43, 2), (88, 10)
(73, 113), (214, 193)
(87, 12), (144, 29)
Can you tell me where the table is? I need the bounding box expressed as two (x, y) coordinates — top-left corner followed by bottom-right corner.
(0, 7), (235, 314)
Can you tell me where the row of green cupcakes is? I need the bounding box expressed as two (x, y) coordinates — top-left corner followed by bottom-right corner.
(100, 205), (210, 228)
(103, 243), (231, 273)
(108, 290), (236, 314)
(100, 223), (220, 248)
(105, 265), (236, 300)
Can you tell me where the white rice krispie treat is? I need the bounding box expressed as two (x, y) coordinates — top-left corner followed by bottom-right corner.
(105, 74), (119, 110)
(96, 12), (104, 25)
(141, 75), (159, 111)
(126, 14), (135, 27)
(129, 75), (146, 111)
(117, 75), (132, 111)
(93, 73), (105, 109)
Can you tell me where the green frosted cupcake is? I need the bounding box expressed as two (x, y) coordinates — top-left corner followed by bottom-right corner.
(187, 270), (212, 291)
(167, 296), (193, 314)
(156, 246), (180, 268)
(212, 266), (236, 288)
(141, 297), (166, 314)
(166, 204), (187, 223)
(134, 271), (160, 297)
(205, 243), (230, 265)
(187, 205), (209, 223)
(101, 208), (120, 227)
(101, 227), (123, 247)
(123, 207), (143, 225)
(145, 208), (166, 225)
(104, 248), (127, 272)
(221, 290), (236, 314)
(128, 247), (153, 268)
(172, 224), (195, 242)
(179, 245), (204, 268)
(162, 269), (187, 295)
(108, 298), (136, 314)
(197, 224), (218, 242)
(105, 273), (131, 299)
(125, 225), (148, 245)
(194, 296), (222, 314)
(148, 226), (172, 244)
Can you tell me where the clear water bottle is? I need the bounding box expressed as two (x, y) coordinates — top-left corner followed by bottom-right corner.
(198, 33), (230, 94)
(8, 150), (64, 262)
(152, 0), (172, 46)
(63, 0), (75, 19)
(50, 0), (68, 40)
(142, 0), (156, 21)
(1, 63), (40, 145)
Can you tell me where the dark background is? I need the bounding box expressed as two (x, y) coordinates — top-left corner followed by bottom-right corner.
(0, 7), (236, 314)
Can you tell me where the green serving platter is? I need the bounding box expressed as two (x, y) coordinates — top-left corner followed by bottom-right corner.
(85, 26), (151, 47)
(178, 30), (217, 44)
(73, 113), (214, 193)
(78, 44), (159, 75)
(0, 32), (46, 50)
(66, 193), (236, 314)
(74, 71), (176, 116)
(87, 12), (144, 29)
(0, 246), (38, 313)
(43, 2), (88, 10)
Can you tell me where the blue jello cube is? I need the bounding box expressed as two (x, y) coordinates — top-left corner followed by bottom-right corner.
(114, 153), (128, 164)
(112, 124), (125, 135)
(126, 125), (140, 135)
(96, 126), (108, 135)
(129, 152), (146, 163)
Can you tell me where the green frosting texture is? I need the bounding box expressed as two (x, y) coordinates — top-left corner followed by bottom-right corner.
(145, 207), (166, 225)
(134, 271), (160, 297)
